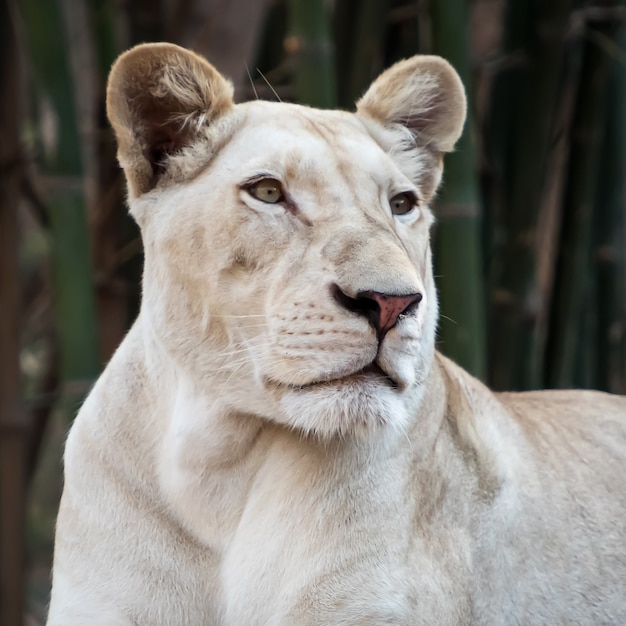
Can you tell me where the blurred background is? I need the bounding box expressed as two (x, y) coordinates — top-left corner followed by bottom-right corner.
(1, 0), (625, 623)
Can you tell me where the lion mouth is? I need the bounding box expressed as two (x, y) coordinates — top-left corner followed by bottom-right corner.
(265, 361), (398, 391)
(354, 363), (397, 387)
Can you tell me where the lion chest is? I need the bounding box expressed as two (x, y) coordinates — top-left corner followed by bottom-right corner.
(210, 436), (473, 626)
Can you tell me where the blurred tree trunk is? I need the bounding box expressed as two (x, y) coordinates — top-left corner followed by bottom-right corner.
(129, 0), (165, 42)
(487, 0), (573, 390)
(0, 2), (25, 624)
(170, 0), (273, 99)
(431, 0), (487, 380)
(547, 4), (625, 388)
(286, 0), (337, 107)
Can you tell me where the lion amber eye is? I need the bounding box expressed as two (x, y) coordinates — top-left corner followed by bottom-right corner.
(390, 192), (416, 216)
(249, 178), (284, 204)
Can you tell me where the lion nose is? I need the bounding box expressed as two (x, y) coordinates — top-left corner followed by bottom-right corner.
(333, 286), (422, 338)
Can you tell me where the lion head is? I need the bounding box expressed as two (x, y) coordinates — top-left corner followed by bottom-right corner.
(106, 43), (466, 438)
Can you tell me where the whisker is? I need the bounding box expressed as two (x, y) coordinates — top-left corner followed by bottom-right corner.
(439, 313), (457, 324)
(245, 63), (259, 100)
(256, 68), (282, 102)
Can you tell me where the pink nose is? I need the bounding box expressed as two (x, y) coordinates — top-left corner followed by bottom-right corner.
(333, 285), (422, 338)
(358, 290), (422, 336)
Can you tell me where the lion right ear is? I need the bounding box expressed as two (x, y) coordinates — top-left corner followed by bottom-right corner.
(356, 55), (466, 153)
(106, 43), (234, 197)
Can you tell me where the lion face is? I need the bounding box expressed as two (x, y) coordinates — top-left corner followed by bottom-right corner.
(107, 44), (466, 437)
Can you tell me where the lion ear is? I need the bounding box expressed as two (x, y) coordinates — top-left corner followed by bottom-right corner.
(356, 56), (466, 153)
(106, 43), (234, 197)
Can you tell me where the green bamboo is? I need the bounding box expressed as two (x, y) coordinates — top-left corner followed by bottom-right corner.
(487, 0), (573, 390)
(333, 0), (357, 108)
(431, 0), (487, 380)
(547, 6), (625, 389)
(592, 20), (626, 393)
(335, 0), (389, 107)
(22, 0), (100, 401)
(20, 2), (110, 617)
(286, 0), (336, 108)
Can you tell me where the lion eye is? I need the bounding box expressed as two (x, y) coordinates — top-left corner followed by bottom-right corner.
(390, 192), (417, 216)
(248, 179), (284, 204)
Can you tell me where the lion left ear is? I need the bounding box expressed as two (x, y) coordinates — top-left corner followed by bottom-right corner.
(106, 43), (234, 198)
(356, 56), (466, 153)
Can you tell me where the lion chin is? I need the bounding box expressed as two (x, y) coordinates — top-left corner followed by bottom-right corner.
(266, 363), (411, 439)
(279, 381), (410, 439)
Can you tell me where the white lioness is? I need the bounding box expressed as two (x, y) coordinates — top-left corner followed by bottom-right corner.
(48, 43), (626, 625)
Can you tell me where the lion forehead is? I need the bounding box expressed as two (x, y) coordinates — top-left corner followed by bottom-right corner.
(215, 102), (413, 190)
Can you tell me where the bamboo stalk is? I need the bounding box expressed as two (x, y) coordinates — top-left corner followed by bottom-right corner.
(546, 6), (622, 389)
(333, 0), (357, 108)
(487, 0), (573, 390)
(431, 0), (487, 380)
(59, 0), (127, 361)
(22, 0), (100, 400)
(587, 11), (625, 392)
(286, 0), (337, 108)
(76, 0), (136, 362)
(336, 0), (389, 107)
